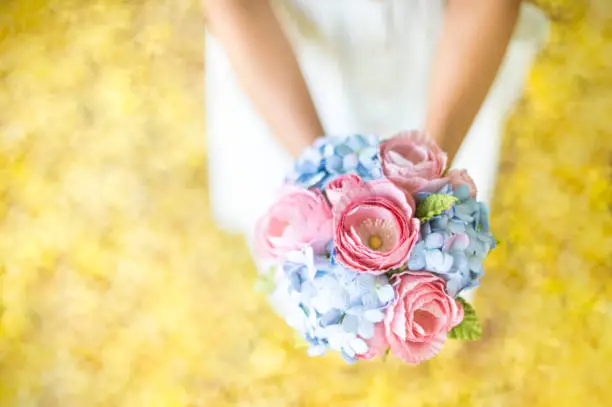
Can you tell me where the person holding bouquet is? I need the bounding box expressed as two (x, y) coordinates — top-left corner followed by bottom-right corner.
(203, 0), (548, 241)
(202, 0), (550, 366)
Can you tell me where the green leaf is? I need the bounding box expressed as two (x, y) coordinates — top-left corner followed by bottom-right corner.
(254, 267), (276, 295)
(379, 347), (391, 364)
(387, 266), (407, 276)
(448, 297), (482, 340)
(416, 193), (458, 222)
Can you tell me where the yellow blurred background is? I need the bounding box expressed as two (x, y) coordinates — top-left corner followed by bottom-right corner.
(0, 0), (611, 406)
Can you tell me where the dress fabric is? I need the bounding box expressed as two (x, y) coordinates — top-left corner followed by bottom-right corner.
(205, 0), (549, 240)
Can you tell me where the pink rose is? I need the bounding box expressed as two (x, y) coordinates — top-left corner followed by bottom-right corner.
(333, 179), (420, 273)
(385, 272), (464, 364)
(446, 169), (477, 198)
(255, 187), (333, 260)
(356, 323), (388, 361)
(325, 174), (364, 207)
(380, 131), (447, 194)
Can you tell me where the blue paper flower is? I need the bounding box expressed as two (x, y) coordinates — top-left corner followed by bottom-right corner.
(276, 248), (394, 363)
(286, 134), (383, 189)
(408, 184), (496, 296)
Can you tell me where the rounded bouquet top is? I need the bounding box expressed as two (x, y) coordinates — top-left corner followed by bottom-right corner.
(255, 131), (496, 365)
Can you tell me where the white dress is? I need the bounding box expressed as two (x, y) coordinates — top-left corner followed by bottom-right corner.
(206, 0), (549, 237)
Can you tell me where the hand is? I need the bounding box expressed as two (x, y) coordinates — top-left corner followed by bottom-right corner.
(424, 0), (521, 164)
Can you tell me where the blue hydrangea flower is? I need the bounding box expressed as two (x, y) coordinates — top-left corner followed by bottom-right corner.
(275, 247), (394, 364)
(286, 134), (383, 189)
(408, 184), (496, 296)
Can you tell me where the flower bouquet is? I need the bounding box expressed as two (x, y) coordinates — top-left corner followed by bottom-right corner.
(254, 131), (496, 365)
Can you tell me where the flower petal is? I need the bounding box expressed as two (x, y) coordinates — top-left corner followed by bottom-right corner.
(364, 309), (385, 323)
(358, 319), (375, 339)
(350, 337), (370, 355)
(425, 232), (445, 249)
(342, 314), (360, 334)
(425, 250), (445, 271)
(376, 285), (395, 304)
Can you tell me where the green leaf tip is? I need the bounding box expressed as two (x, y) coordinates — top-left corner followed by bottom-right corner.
(448, 297), (482, 341)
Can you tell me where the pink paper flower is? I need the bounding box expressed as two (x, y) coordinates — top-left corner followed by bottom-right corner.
(326, 174), (364, 207)
(333, 179), (420, 273)
(446, 169), (478, 198)
(385, 272), (464, 364)
(255, 187), (333, 260)
(356, 323), (389, 361)
(379, 131), (447, 194)
(417, 169), (478, 198)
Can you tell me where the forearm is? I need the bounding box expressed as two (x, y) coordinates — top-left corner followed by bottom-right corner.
(205, 0), (323, 157)
(425, 0), (521, 161)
